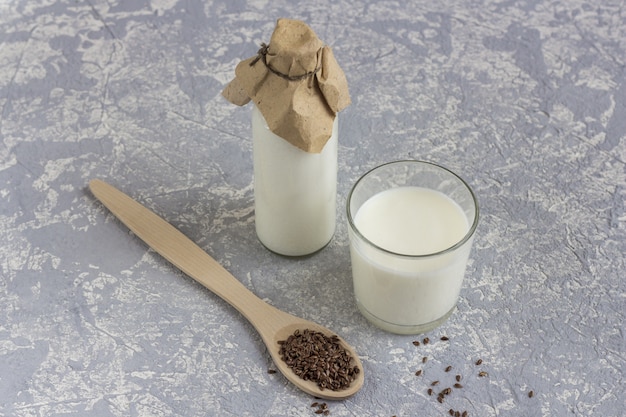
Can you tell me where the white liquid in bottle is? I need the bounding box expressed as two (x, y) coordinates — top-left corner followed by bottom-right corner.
(252, 106), (338, 256)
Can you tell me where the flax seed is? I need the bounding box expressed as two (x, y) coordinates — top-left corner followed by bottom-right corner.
(422, 356), (428, 363)
(278, 329), (359, 392)
(445, 365), (452, 372)
(456, 374), (462, 382)
(454, 383), (463, 389)
(415, 369), (422, 376)
(475, 359), (483, 366)
(412, 340), (420, 346)
(423, 337), (430, 345)
(528, 390), (534, 398)
(440, 336), (449, 341)
(478, 371), (488, 377)
(431, 380), (439, 386)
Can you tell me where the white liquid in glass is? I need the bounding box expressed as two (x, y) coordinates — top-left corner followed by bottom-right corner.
(351, 186), (472, 328)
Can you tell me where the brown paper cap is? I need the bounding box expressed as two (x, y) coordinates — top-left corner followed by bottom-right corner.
(222, 18), (350, 153)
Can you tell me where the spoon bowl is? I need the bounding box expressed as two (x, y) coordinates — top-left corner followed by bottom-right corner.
(89, 179), (364, 400)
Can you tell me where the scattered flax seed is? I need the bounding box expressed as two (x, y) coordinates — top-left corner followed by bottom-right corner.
(407, 336), (483, 412)
(267, 369), (277, 374)
(311, 402), (330, 415)
(528, 390), (534, 398)
(278, 329), (360, 392)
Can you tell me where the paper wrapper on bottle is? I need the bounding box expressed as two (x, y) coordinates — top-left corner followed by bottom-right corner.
(222, 18), (351, 153)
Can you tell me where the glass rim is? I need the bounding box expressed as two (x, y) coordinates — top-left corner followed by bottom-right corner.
(346, 160), (480, 259)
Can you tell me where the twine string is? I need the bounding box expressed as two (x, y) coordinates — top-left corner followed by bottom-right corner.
(250, 43), (320, 81)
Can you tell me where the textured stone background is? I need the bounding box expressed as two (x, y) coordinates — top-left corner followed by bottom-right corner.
(1, 0), (624, 416)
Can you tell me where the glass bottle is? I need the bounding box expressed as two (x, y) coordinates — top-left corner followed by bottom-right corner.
(252, 105), (338, 256)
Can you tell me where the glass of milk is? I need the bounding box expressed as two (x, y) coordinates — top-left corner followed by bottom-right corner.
(346, 160), (479, 334)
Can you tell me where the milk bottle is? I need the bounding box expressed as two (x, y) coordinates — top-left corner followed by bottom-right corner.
(222, 18), (351, 256)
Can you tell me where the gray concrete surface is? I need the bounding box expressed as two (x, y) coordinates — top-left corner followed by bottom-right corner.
(1, 0), (624, 416)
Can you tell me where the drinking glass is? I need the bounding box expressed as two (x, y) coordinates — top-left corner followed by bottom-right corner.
(346, 160), (479, 334)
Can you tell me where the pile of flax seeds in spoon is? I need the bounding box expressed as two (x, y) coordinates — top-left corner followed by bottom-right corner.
(278, 329), (360, 391)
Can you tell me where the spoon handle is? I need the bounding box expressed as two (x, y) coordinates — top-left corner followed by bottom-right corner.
(89, 179), (281, 327)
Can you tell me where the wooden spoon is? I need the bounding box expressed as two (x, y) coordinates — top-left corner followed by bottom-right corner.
(89, 179), (364, 400)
